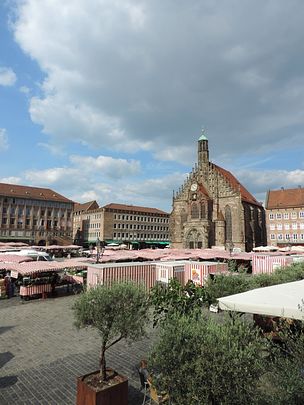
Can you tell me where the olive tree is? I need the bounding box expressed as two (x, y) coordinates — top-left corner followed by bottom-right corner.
(149, 312), (268, 405)
(73, 282), (149, 381)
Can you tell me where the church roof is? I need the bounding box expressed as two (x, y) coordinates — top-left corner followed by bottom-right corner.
(199, 183), (210, 198)
(213, 164), (262, 207)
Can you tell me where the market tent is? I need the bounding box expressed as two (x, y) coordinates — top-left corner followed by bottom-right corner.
(218, 280), (304, 320)
(6, 259), (88, 276)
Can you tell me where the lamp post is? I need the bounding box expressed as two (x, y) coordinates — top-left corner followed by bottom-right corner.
(96, 237), (101, 264)
(226, 241), (234, 257)
(96, 237), (104, 264)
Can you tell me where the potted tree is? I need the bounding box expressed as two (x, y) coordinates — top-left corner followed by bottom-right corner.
(73, 281), (149, 405)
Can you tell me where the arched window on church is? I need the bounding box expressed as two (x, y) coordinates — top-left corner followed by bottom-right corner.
(201, 203), (206, 219)
(225, 205), (232, 242)
(191, 203), (199, 219)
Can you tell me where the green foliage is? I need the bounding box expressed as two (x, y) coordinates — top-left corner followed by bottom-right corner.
(204, 273), (252, 305)
(204, 262), (304, 304)
(73, 282), (149, 379)
(261, 325), (304, 404)
(149, 313), (268, 405)
(149, 278), (205, 326)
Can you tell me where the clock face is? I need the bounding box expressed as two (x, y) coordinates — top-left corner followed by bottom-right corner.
(190, 183), (198, 192)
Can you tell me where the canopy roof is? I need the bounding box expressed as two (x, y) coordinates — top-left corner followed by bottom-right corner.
(218, 280), (304, 320)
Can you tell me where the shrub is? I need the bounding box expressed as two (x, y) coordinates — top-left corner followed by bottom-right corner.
(150, 313), (268, 405)
(149, 278), (204, 326)
(204, 273), (252, 305)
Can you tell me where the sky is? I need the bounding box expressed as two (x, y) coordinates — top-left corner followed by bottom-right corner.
(1, 0), (304, 212)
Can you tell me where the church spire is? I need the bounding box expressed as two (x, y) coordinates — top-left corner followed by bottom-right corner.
(198, 128), (209, 169)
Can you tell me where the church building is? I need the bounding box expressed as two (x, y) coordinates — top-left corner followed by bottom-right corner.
(170, 131), (266, 252)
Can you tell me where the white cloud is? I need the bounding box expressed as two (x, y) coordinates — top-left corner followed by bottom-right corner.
(0, 176), (21, 184)
(38, 142), (66, 156)
(233, 168), (304, 205)
(25, 167), (78, 185)
(69, 155), (141, 178)
(19, 85), (30, 94)
(11, 0), (304, 160)
(0, 128), (9, 151)
(9, 152), (182, 210)
(0, 67), (17, 86)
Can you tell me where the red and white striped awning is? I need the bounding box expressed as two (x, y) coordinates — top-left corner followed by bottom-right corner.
(5, 259), (88, 276)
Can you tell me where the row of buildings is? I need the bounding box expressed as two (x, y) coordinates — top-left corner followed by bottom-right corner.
(0, 133), (303, 250)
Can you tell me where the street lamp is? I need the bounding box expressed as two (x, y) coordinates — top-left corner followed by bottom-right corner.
(225, 241), (234, 257)
(96, 237), (104, 264)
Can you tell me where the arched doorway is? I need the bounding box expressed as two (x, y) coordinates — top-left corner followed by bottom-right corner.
(185, 229), (203, 249)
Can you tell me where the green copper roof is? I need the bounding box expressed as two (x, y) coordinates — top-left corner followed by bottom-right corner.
(198, 128), (208, 141)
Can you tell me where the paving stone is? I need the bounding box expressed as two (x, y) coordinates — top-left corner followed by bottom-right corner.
(0, 295), (156, 404)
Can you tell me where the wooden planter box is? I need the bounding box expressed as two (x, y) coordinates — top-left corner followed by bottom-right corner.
(76, 369), (128, 405)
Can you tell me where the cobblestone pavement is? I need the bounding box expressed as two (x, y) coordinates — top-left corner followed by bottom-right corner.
(0, 294), (157, 404)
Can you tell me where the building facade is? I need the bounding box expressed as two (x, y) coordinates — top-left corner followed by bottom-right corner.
(170, 131), (266, 252)
(73, 202), (170, 248)
(0, 183), (74, 245)
(265, 187), (304, 246)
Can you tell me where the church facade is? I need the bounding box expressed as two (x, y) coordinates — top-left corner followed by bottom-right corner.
(170, 132), (266, 252)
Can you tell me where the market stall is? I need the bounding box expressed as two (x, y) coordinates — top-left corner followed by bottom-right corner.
(6, 260), (88, 299)
(217, 279), (304, 320)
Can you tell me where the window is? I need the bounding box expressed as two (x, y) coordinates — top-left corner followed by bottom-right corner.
(276, 213), (282, 219)
(277, 234), (283, 240)
(284, 224), (290, 230)
(293, 234), (298, 240)
(269, 213), (274, 220)
(191, 203), (199, 219)
(292, 223), (297, 230)
(225, 206), (232, 242)
(291, 212), (297, 219)
(277, 224), (282, 230)
(300, 212), (304, 218)
(284, 213), (289, 220)
(285, 234), (290, 240)
(201, 203), (206, 219)
(300, 223), (304, 230)
(300, 234), (304, 240)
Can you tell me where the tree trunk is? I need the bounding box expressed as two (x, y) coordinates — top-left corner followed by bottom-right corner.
(99, 342), (107, 380)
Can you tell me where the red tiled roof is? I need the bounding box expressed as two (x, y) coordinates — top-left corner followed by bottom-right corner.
(0, 182), (73, 203)
(198, 183), (210, 198)
(213, 164), (262, 207)
(266, 188), (304, 209)
(74, 200), (99, 212)
(103, 203), (169, 215)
